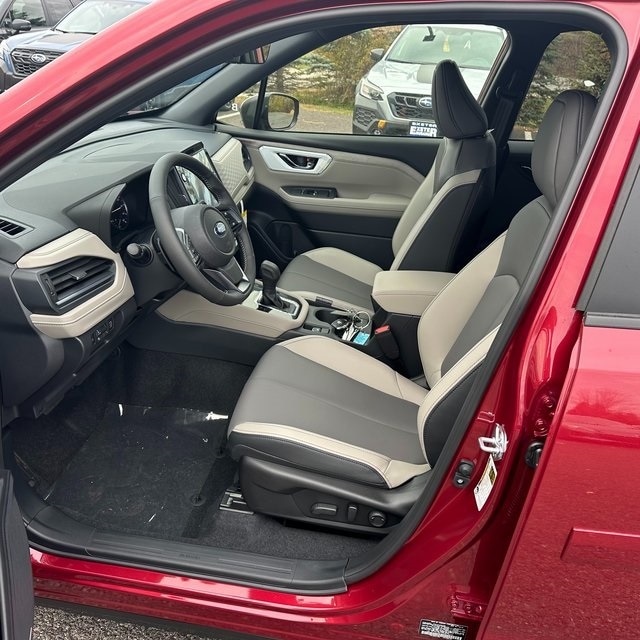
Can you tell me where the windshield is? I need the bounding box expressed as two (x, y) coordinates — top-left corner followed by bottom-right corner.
(386, 25), (505, 69)
(56, 0), (143, 35)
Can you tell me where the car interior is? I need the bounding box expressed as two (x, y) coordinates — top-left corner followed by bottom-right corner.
(0, 3), (624, 593)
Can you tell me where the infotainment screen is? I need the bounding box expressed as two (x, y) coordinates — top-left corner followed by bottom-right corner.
(174, 144), (219, 206)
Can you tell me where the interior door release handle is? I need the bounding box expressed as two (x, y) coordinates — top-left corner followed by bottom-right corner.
(259, 146), (332, 174)
(277, 153), (318, 170)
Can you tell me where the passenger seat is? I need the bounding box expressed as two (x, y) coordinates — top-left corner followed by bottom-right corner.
(278, 59), (497, 310)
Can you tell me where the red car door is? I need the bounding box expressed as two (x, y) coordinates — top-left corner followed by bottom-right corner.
(0, 470), (33, 640)
(480, 147), (640, 640)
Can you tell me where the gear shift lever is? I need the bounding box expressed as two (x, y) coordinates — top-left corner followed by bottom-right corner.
(260, 260), (286, 309)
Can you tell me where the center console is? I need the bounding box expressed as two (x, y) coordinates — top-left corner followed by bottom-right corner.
(152, 263), (454, 375)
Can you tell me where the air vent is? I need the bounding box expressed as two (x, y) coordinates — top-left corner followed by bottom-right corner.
(0, 217), (28, 237)
(41, 256), (116, 309)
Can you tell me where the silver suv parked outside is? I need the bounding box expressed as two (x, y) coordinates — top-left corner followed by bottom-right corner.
(352, 23), (506, 135)
(0, 0), (80, 40)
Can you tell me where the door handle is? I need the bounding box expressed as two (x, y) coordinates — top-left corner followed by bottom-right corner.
(277, 153), (318, 170)
(259, 146), (332, 174)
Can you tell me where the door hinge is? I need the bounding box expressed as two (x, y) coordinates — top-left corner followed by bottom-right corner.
(449, 591), (488, 622)
(478, 423), (508, 461)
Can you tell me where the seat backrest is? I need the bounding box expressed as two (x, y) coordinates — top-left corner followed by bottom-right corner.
(415, 90), (597, 465)
(391, 60), (496, 273)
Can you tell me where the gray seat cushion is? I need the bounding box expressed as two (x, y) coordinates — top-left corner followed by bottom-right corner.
(228, 336), (429, 488)
(278, 247), (381, 311)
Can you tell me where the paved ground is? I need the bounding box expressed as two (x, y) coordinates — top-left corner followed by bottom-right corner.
(33, 607), (219, 640)
(218, 103), (352, 133)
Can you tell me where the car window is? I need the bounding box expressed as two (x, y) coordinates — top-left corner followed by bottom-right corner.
(46, 0), (74, 23)
(56, 0), (142, 35)
(9, 0), (46, 27)
(224, 24), (507, 137)
(511, 31), (610, 140)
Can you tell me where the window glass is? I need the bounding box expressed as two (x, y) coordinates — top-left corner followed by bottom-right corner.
(511, 31), (610, 140)
(225, 24), (507, 137)
(9, 0), (46, 27)
(56, 0), (142, 35)
(47, 0), (74, 23)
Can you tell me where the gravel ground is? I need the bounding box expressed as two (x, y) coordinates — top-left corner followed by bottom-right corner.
(33, 606), (220, 640)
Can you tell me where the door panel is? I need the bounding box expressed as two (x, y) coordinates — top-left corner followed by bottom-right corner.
(0, 471), (33, 640)
(239, 133), (433, 269)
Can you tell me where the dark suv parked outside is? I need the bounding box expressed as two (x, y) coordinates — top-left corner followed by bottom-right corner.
(0, 0), (148, 91)
(0, 0), (80, 41)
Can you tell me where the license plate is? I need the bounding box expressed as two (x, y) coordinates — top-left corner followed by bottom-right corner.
(409, 120), (438, 137)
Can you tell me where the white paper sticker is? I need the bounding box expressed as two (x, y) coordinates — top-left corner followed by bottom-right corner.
(473, 455), (497, 511)
(409, 120), (439, 137)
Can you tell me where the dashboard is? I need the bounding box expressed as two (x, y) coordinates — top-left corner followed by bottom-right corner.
(0, 120), (253, 254)
(0, 119), (255, 415)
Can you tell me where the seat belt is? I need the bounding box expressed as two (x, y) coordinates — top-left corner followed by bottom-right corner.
(490, 69), (526, 167)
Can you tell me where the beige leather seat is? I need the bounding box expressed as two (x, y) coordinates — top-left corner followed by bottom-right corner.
(228, 91), (597, 530)
(278, 59), (497, 310)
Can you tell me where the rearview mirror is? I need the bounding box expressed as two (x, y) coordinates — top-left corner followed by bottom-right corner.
(370, 48), (384, 62)
(230, 45), (271, 64)
(10, 18), (31, 33)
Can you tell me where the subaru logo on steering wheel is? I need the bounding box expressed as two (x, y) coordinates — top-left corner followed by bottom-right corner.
(214, 221), (227, 236)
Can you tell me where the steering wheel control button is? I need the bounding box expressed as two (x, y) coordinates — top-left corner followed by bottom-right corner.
(368, 510), (387, 528)
(311, 503), (338, 517)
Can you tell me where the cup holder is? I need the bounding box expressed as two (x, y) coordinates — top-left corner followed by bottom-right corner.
(313, 308), (342, 324)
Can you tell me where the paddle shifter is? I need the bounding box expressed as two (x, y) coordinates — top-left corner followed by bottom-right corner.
(260, 260), (286, 309)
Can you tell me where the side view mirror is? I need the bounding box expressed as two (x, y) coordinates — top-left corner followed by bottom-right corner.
(240, 92), (299, 131)
(10, 18), (31, 33)
(370, 48), (384, 62)
(265, 93), (299, 130)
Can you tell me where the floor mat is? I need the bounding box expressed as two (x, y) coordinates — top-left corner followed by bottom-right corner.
(47, 404), (229, 539)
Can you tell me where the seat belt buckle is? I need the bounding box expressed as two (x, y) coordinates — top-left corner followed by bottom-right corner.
(374, 325), (400, 360)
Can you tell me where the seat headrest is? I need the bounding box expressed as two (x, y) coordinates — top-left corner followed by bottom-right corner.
(432, 60), (488, 139)
(532, 90), (597, 207)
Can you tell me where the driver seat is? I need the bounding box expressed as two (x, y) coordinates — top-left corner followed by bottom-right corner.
(277, 59), (496, 311)
(228, 91), (596, 531)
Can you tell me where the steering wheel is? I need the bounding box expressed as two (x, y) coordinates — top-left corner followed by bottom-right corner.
(148, 152), (256, 306)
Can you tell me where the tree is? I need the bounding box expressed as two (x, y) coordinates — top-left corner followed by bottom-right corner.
(516, 31), (611, 136)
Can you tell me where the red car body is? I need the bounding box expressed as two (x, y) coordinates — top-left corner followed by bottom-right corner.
(0, 0), (639, 639)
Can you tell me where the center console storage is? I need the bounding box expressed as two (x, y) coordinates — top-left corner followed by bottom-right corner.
(301, 306), (372, 344)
